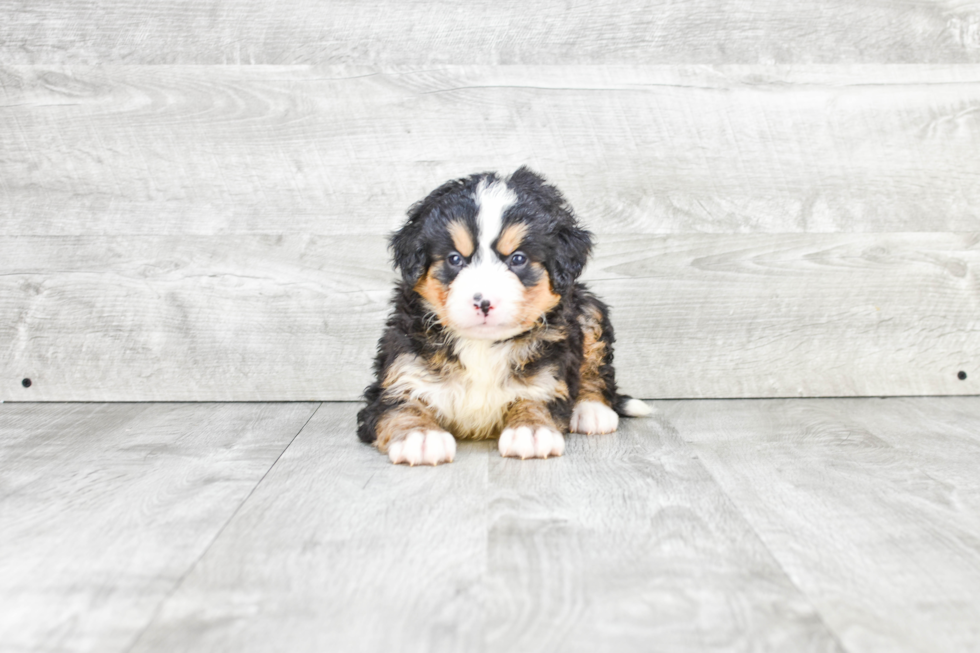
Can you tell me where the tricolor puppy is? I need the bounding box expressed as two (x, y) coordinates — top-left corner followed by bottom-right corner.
(357, 167), (651, 465)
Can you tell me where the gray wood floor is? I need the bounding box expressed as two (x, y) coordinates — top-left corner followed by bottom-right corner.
(2, 398), (979, 652)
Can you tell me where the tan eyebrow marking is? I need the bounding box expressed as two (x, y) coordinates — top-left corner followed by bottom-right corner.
(448, 221), (474, 257)
(495, 222), (527, 256)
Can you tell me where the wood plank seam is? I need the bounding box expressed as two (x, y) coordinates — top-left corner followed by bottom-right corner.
(654, 409), (852, 651)
(120, 402), (323, 653)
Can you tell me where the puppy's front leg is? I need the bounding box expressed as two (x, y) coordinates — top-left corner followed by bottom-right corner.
(376, 402), (456, 466)
(498, 399), (565, 460)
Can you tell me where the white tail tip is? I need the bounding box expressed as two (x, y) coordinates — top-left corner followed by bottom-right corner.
(621, 398), (653, 417)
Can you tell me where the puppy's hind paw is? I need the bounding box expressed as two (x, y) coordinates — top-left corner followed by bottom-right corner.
(498, 425), (565, 459)
(570, 400), (619, 434)
(388, 430), (456, 466)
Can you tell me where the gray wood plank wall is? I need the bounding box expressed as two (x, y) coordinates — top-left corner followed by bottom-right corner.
(3, 1), (979, 64)
(1, 4), (978, 401)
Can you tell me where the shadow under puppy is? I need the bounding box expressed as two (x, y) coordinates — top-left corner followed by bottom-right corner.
(357, 167), (651, 465)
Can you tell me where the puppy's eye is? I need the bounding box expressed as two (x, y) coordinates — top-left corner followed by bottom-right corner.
(447, 253), (465, 268)
(509, 252), (528, 267)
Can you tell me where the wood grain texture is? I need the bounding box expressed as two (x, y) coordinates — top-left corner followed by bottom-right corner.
(840, 396), (980, 493)
(485, 410), (843, 652)
(0, 401), (319, 653)
(0, 235), (391, 402)
(2, 233), (976, 401)
(7, 400), (980, 651)
(126, 403), (491, 653)
(594, 232), (980, 399)
(3, 65), (980, 236)
(127, 403), (843, 653)
(1, 0), (979, 65)
(662, 397), (980, 653)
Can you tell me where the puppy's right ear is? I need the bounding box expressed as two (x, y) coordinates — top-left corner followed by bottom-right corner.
(389, 206), (428, 285)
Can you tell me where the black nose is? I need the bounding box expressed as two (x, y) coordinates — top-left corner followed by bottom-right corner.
(477, 299), (491, 315)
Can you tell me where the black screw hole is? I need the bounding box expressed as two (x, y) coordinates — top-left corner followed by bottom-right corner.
(22, 378), (32, 388)
(958, 371), (968, 381)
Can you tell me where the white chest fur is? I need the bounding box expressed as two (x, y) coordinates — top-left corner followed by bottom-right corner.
(387, 339), (560, 439)
(449, 340), (520, 436)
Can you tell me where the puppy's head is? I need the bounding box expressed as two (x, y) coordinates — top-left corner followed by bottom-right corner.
(390, 167), (593, 341)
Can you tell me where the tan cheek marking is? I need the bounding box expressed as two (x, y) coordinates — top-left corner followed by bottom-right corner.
(448, 221), (474, 257)
(413, 266), (451, 326)
(495, 222), (528, 257)
(504, 399), (557, 430)
(517, 264), (561, 329)
(578, 304), (609, 404)
(375, 403), (442, 452)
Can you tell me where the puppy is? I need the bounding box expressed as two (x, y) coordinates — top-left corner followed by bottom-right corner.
(357, 167), (651, 465)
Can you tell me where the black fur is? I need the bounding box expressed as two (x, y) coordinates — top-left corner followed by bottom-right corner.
(506, 167), (593, 293)
(389, 174), (486, 284)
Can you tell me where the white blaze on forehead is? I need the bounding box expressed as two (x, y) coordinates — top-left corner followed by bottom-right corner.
(474, 178), (517, 259)
(443, 177), (522, 340)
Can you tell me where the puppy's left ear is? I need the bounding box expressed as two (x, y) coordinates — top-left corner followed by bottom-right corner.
(510, 167), (593, 291)
(550, 221), (593, 291)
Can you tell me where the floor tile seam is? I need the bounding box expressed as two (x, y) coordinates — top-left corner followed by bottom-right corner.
(656, 405), (854, 653)
(119, 401), (324, 653)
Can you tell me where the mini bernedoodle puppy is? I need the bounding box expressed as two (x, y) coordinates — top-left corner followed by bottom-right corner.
(357, 167), (651, 465)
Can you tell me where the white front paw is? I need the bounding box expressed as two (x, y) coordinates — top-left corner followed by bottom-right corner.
(570, 400), (619, 434)
(498, 425), (565, 459)
(388, 430), (457, 466)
